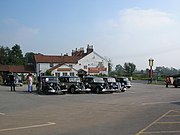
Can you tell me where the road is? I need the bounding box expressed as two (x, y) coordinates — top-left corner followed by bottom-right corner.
(0, 83), (180, 135)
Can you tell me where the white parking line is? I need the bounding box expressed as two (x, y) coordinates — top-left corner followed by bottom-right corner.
(141, 100), (180, 106)
(0, 113), (5, 115)
(0, 122), (56, 132)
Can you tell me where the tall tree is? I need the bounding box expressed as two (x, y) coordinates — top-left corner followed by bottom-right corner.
(0, 46), (6, 64)
(24, 52), (35, 65)
(108, 59), (113, 73)
(9, 44), (24, 65)
(123, 62), (136, 76)
(0, 46), (11, 65)
(115, 64), (124, 76)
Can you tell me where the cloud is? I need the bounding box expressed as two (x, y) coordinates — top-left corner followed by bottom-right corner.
(118, 8), (175, 32)
(95, 8), (180, 69)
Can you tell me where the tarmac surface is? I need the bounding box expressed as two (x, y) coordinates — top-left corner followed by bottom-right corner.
(0, 83), (180, 135)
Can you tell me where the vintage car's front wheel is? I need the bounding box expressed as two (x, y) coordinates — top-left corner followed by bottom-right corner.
(70, 87), (76, 94)
(55, 86), (62, 94)
(95, 87), (101, 94)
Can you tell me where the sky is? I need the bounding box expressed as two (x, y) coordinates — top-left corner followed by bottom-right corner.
(0, 0), (180, 70)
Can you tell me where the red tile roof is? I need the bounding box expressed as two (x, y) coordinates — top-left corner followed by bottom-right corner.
(48, 63), (64, 71)
(34, 54), (81, 63)
(88, 67), (107, 73)
(0, 65), (35, 73)
(57, 68), (72, 71)
(0, 65), (9, 71)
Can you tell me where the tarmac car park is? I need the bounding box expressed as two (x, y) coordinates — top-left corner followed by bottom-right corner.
(1, 81), (180, 135)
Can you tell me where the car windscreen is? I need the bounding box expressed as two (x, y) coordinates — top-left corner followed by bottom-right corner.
(123, 78), (129, 81)
(69, 77), (81, 82)
(107, 78), (116, 82)
(94, 78), (104, 83)
(45, 77), (58, 82)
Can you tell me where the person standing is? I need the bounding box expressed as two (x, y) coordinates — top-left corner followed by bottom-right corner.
(27, 73), (33, 92)
(165, 76), (170, 88)
(9, 74), (15, 91)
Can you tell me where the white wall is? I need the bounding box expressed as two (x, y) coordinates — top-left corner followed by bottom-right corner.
(51, 64), (77, 77)
(74, 52), (109, 75)
(36, 63), (59, 75)
(36, 52), (109, 76)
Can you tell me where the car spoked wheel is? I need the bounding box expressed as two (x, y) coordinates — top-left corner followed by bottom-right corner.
(70, 87), (76, 94)
(96, 87), (101, 94)
(56, 86), (63, 95)
(45, 89), (49, 95)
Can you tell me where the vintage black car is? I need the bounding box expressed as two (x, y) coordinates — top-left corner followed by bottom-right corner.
(59, 76), (91, 94)
(103, 77), (120, 93)
(173, 77), (180, 88)
(83, 76), (111, 94)
(3, 74), (23, 86)
(116, 77), (132, 88)
(37, 76), (67, 94)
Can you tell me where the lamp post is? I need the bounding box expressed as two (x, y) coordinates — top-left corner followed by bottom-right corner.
(149, 58), (154, 83)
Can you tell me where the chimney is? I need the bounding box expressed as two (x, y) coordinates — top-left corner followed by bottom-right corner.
(64, 53), (68, 56)
(87, 44), (93, 54)
(72, 50), (75, 56)
(79, 47), (84, 56)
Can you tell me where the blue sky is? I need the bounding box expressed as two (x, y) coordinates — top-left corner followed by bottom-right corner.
(1, 0), (180, 70)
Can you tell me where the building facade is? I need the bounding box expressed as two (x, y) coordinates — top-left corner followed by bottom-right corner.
(34, 45), (109, 77)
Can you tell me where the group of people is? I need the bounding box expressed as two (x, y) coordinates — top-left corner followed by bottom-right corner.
(9, 72), (33, 92)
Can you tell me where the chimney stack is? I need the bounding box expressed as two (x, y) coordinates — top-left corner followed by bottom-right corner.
(87, 44), (93, 54)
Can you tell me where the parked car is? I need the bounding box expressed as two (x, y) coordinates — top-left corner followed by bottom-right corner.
(173, 77), (180, 88)
(59, 76), (91, 94)
(3, 74), (23, 86)
(38, 76), (66, 94)
(103, 77), (120, 93)
(83, 76), (112, 94)
(116, 77), (132, 88)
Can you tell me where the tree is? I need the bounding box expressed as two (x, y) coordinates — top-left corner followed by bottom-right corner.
(115, 64), (124, 76)
(108, 59), (113, 73)
(155, 66), (180, 77)
(9, 44), (24, 65)
(24, 52), (35, 65)
(0, 46), (11, 65)
(123, 62), (136, 76)
(45, 70), (52, 76)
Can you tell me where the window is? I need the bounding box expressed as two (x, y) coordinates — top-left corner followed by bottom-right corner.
(70, 72), (75, 76)
(69, 64), (73, 68)
(55, 73), (60, 77)
(63, 72), (68, 76)
(84, 65), (87, 69)
(50, 63), (54, 67)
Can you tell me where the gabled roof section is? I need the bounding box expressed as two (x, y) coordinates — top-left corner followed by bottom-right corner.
(49, 63), (77, 72)
(94, 51), (109, 62)
(34, 54), (80, 63)
(48, 63), (64, 71)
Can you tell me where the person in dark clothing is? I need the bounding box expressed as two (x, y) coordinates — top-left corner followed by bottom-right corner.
(9, 74), (15, 91)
